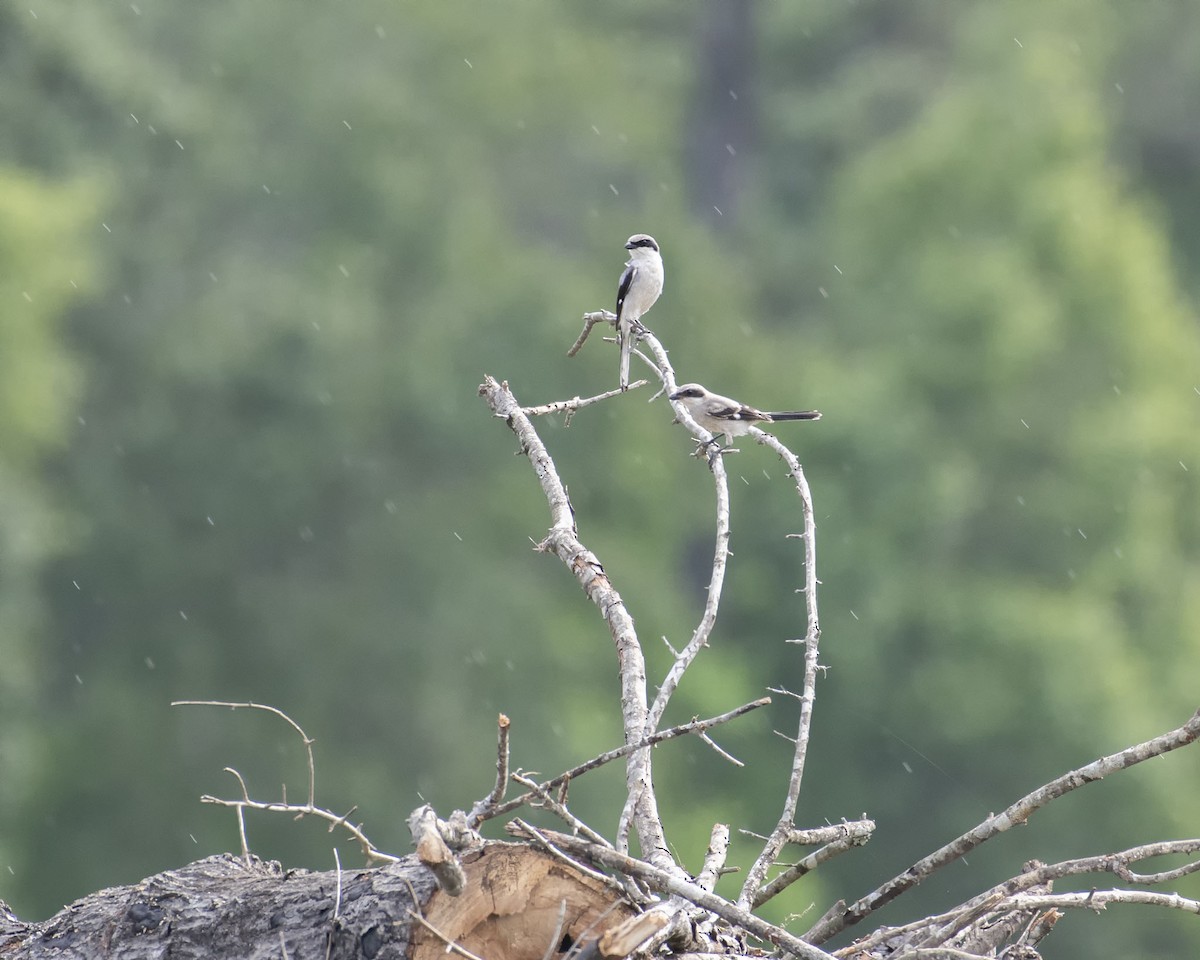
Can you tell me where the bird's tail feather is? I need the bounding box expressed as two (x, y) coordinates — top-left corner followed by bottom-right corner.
(766, 410), (822, 422)
(618, 325), (631, 390)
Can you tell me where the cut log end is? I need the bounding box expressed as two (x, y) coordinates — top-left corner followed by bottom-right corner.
(415, 843), (635, 960)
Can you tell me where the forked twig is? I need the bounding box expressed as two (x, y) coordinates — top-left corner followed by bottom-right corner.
(567, 310), (616, 358)
(474, 697), (770, 824)
(174, 700), (398, 863)
(173, 700), (317, 806)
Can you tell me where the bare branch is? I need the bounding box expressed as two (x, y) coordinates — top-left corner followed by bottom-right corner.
(478, 376), (669, 872)
(567, 310), (617, 358)
(948, 839), (1200, 918)
(806, 708), (1200, 944)
(695, 824), (730, 893)
(506, 823), (838, 960)
(645, 423), (731, 736)
(754, 823), (876, 908)
(466, 713), (511, 827)
(476, 698), (771, 824)
(613, 331), (734, 849)
(832, 900), (996, 960)
(638, 333), (731, 741)
(511, 773), (613, 849)
(1110, 839), (1200, 884)
(698, 732), (744, 766)
(784, 820), (876, 847)
(739, 430), (823, 909)
(199, 790), (399, 865)
(911, 893), (1007, 951)
(173, 700), (316, 807)
(510, 818), (630, 897)
(1002, 888), (1200, 914)
(522, 383), (647, 419)
(175, 701), (397, 863)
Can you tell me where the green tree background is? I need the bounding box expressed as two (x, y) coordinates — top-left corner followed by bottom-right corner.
(1, 1), (1197, 956)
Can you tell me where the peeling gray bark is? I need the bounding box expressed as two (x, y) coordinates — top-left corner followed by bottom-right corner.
(0, 853), (437, 960)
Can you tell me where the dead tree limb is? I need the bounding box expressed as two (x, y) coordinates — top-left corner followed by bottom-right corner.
(478, 376), (671, 873)
(738, 429), (824, 909)
(807, 707), (1200, 944)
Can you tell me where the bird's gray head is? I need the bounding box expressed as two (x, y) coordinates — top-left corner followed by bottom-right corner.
(625, 234), (660, 254)
(669, 383), (706, 401)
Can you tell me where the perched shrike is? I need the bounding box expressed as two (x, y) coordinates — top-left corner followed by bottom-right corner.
(669, 383), (821, 445)
(615, 234), (664, 390)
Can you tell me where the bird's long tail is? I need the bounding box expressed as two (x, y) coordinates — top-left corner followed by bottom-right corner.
(618, 319), (632, 390)
(766, 410), (822, 422)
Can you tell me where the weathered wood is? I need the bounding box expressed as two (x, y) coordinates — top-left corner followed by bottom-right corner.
(1, 843), (631, 960)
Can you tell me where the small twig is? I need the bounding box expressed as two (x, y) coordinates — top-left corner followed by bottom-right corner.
(511, 774), (613, 849)
(510, 819), (629, 897)
(1001, 889), (1200, 914)
(332, 848), (343, 920)
(782, 821), (876, 847)
(1111, 839), (1200, 884)
(698, 732), (743, 766)
(567, 310), (616, 357)
(833, 902), (986, 959)
(754, 826), (875, 908)
(645, 436), (731, 736)
(200, 785), (400, 864)
(522, 383), (647, 418)
(225, 766), (252, 803)
(739, 431), (823, 910)
(466, 714), (511, 826)
(948, 839), (1200, 919)
(406, 908), (490, 960)
(506, 823), (837, 960)
(480, 698), (771, 822)
(234, 803), (250, 862)
(542, 899), (569, 960)
(912, 893), (1005, 950)
(806, 708), (1200, 943)
(174, 700), (317, 807)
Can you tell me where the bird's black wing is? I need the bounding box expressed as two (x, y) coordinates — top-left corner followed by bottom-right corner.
(729, 402), (774, 424)
(710, 400), (756, 423)
(615, 263), (637, 320)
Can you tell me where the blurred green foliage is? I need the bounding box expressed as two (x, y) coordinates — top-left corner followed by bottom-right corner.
(1, 1), (1198, 956)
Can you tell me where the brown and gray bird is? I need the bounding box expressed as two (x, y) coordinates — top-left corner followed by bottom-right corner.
(669, 383), (821, 445)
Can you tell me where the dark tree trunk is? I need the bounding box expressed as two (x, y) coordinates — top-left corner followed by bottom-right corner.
(684, 0), (756, 227)
(0, 843), (631, 960)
